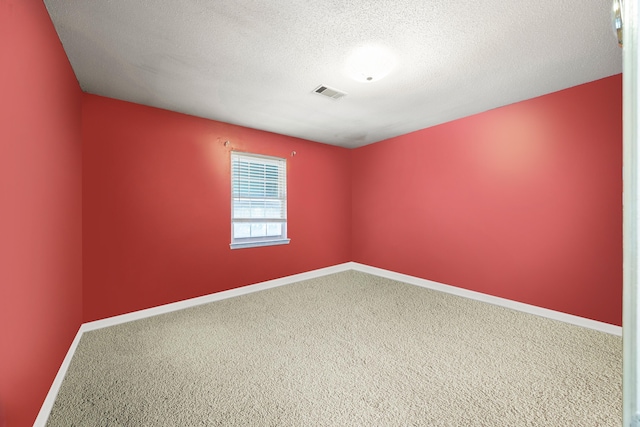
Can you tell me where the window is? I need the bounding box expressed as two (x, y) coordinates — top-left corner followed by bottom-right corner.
(230, 152), (289, 249)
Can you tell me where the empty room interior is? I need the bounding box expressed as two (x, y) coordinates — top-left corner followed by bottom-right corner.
(0, 0), (628, 426)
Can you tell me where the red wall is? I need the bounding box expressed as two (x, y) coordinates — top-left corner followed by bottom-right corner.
(0, 3), (623, 420)
(82, 95), (352, 322)
(0, 1), (83, 426)
(352, 75), (623, 326)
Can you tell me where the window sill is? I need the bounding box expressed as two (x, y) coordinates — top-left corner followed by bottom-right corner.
(230, 238), (291, 250)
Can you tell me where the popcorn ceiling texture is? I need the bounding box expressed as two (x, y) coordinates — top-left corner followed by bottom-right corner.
(46, 271), (621, 426)
(42, 0), (621, 148)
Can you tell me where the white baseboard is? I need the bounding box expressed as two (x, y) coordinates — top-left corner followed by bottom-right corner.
(82, 262), (354, 332)
(35, 261), (622, 425)
(349, 262), (623, 336)
(33, 326), (84, 427)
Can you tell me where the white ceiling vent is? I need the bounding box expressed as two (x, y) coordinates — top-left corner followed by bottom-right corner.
(313, 85), (347, 100)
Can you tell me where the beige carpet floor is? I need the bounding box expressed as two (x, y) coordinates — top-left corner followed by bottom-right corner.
(46, 270), (622, 426)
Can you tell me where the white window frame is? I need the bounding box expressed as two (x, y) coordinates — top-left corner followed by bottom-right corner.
(230, 151), (290, 249)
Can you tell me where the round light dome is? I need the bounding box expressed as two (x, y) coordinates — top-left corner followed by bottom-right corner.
(345, 45), (397, 83)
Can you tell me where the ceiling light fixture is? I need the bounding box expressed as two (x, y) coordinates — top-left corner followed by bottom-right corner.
(345, 45), (397, 83)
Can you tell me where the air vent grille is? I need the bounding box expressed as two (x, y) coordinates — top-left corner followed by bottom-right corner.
(313, 85), (347, 100)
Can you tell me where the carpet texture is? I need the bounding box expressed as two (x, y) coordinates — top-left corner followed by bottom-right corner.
(46, 271), (622, 426)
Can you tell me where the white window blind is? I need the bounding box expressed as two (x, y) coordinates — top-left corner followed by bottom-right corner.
(230, 152), (290, 249)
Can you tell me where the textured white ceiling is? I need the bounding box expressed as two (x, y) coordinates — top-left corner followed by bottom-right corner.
(43, 0), (622, 148)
